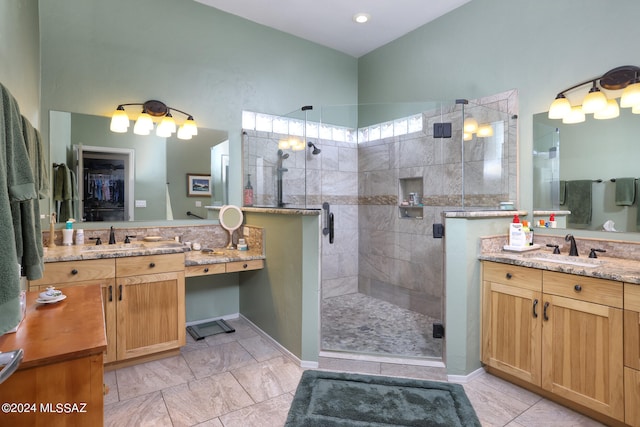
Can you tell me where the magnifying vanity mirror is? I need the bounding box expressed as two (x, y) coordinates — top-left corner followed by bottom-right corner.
(219, 205), (243, 249)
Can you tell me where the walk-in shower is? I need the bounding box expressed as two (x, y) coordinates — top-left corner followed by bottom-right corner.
(242, 90), (518, 362)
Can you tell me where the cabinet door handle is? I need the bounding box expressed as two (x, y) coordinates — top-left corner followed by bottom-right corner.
(505, 273), (512, 279)
(532, 299), (538, 318)
(149, 262), (156, 268)
(204, 267), (209, 273)
(543, 301), (550, 321)
(71, 269), (78, 275)
(118, 284), (123, 301)
(574, 284), (582, 292)
(108, 285), (113, 302)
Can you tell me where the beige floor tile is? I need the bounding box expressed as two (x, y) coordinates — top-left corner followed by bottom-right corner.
(204, 318), (259, 346)
(182, 341), (257, 379)
(463, 380), (531, 426)
(218, 393), (294, 427)
(192, 419), (224, 427)
(181, 330), (211, 353)
(104, 391), (172, 427)
(238, 334), (283, 362)
(103, 370), (119, 405)
(380, 363), (448, 381)
(513, 399), (607, 427)
(116, 355), (195, 400)
(162, 371), (255, 427)
(470, 372), (542, 407)
(231, 355), (304, 402)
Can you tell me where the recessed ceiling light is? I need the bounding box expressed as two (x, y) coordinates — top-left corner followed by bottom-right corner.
(353, 13), (370, 24)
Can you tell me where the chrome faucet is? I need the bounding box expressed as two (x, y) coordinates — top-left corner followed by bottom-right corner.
(109, 226), (116, 244)
(565, 234), (578, 256)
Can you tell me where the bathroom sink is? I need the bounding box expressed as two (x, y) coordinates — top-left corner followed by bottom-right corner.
(523, 252), (603, 268)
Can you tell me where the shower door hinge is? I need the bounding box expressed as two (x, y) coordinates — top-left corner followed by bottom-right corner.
(433, 323), (444, 339)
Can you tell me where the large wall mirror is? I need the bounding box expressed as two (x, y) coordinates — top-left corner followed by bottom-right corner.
(533, 107), (640, 233)
(49, 111), (229, 223)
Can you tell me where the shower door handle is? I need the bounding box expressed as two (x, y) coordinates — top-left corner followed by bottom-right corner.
(329, 213), (334, 244)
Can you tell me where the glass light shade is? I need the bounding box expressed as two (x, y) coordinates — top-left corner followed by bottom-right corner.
(548, 96), (571, 119)
(463, 117), (478, 133)
(463, 132), (473, 141)
(183, 117), (198, 136)
(562, 106), (586, 124)
(278, 139), (291, 150)
(581, 89), (608, 114)
(476, 124), (494, 137)
(620, 81), (640, 108)
(632, 104), (640, 114)
(177, 125), (192, 140)
(594, 99), (620, 120)
(110, 109), (130, 133)
(133, 112), (154, 135)
(159, 115), (176, 134)
(156, 121), (173, 137)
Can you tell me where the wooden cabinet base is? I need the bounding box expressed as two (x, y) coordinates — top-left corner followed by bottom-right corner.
(104, 348), (181, 371)
(485, 367), (628, 427)
(0, 353), (104, 427)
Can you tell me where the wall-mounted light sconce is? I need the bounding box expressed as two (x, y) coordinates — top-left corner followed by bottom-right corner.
(548, 65), (640, 123)
(110, 100), (198, 140)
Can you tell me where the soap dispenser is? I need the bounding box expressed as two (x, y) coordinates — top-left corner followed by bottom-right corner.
(509, 214), (525, 248)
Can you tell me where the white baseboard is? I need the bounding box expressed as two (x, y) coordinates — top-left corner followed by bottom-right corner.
(447, 367), (485, 383)
(239, 314), (318, 369)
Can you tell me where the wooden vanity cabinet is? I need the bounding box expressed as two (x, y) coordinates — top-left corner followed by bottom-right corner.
(481, 262), (542, 386)
(481, 262), (625, 423)
(30, 253), (186, 366)
(114, 253), (186, 361)
(624, 283), (640, 427)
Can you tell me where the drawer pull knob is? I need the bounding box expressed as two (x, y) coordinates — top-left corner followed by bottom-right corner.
(532, 299), (539, 318)
(574, 284), (582, 292)
(149, 262), (156, 268)
(505, 273), (512, 279)
(243, 263), (248, 269)
(204, 268), (209, 273)
(71, 269), (78, 275)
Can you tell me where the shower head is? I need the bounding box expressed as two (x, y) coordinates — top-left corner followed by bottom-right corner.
(307, 141), (321, 155)
(277, 149), (289, 159)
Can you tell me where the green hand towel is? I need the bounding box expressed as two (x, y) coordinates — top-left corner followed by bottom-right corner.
(615, 177), (636, 206)
(566, 180), (592, 226)
(559, 180), (566, 205)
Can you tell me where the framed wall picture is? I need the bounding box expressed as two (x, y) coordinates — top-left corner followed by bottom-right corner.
(187, 173), (212, 197)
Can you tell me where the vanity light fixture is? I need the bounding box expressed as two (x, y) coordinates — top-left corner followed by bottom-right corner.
(110, 100), (198, 140)
(548, 65), (640, 121)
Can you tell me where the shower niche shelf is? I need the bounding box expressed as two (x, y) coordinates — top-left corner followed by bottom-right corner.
(398, 177), (423, 220)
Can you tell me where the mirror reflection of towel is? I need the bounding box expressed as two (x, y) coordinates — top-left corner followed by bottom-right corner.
(566, 180), (592, 226)
(614, 177), (636, 206)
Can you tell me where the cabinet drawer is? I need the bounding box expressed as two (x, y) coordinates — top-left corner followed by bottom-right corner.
(543, 270), (622, 308)
(226, 259), (264, 273)
(482, 262), (542, 291)
(29, 259), (115, 286)
(185, 264), (226, 277)
(116, 253), (185, 277)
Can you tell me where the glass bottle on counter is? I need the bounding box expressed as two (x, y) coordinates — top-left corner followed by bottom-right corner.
(244, 174), (254, 206)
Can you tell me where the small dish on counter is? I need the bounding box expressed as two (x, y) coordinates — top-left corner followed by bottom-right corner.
(36, 294), (67, 304)
(39, 286), (62, 300)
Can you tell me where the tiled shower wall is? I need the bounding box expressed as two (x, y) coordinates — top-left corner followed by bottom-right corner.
(242, 89), (517, 323)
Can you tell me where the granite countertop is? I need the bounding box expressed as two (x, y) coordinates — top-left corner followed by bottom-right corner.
(185, 247), (265, 266)
(42, 240), (265, 266)
(479, 248), (640, 285)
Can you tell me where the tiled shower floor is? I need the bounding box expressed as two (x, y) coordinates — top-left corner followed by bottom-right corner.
(321, 292), (443, 358)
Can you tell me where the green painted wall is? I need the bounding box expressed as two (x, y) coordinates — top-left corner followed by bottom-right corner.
(239, 212), (320, 361)
(185, 274), (239, 323)
(0, 0), (40, 125)
(39, 0), (358, 208)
